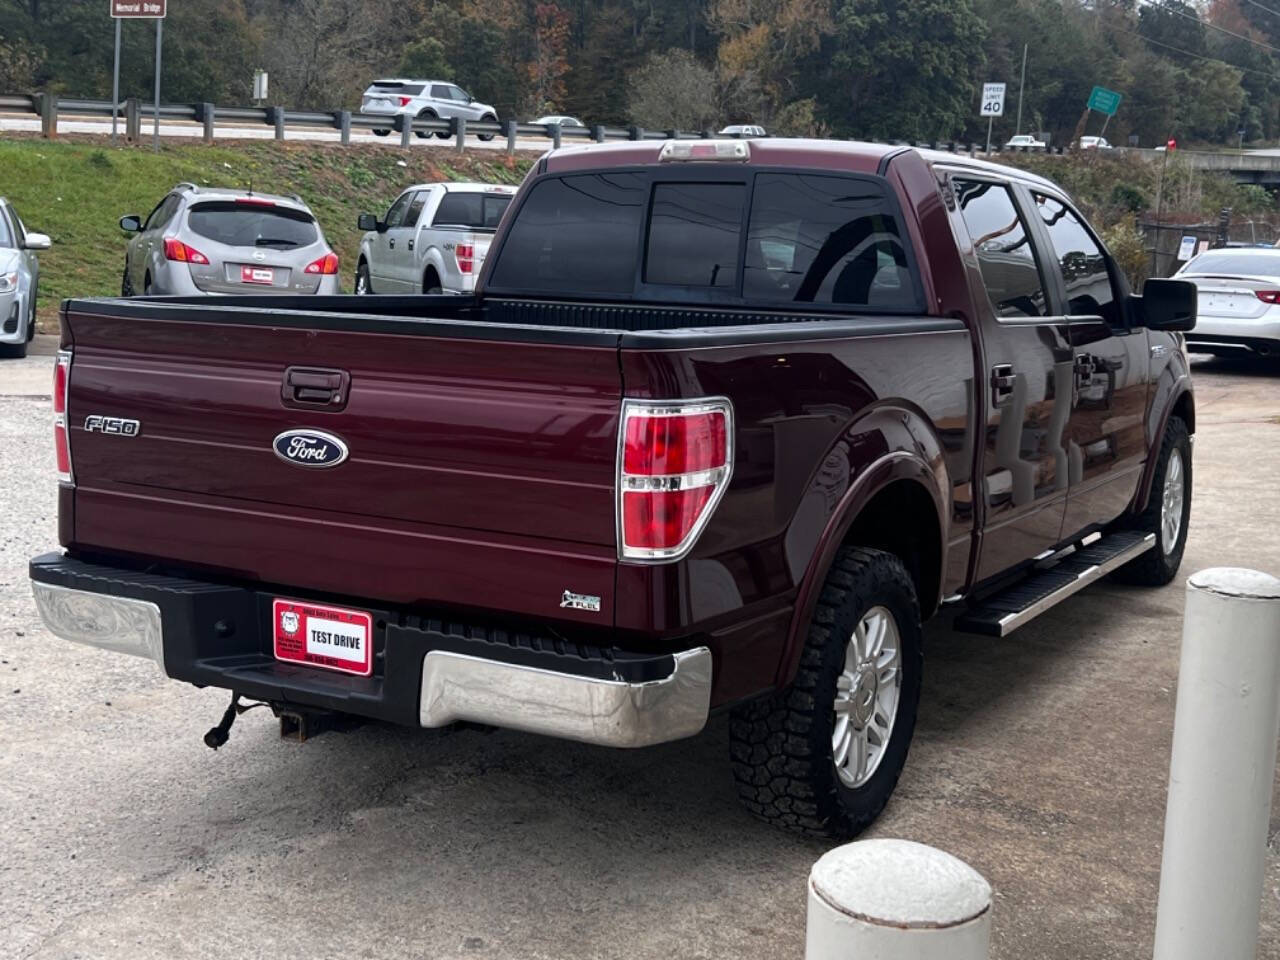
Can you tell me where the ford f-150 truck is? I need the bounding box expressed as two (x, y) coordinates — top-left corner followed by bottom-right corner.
(30, 138), (1197, 839)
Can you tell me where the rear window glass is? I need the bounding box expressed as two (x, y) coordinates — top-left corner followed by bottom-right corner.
(645, 183), (743, 288)
(489, 173), (646, 295)
(433, 192), (512, 230)
(1182, 251), (1280, 278)
(186, 202), (318, 249)
(743, 174), (914, 308)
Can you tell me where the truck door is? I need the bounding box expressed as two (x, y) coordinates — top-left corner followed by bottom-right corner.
(391, 190), (430, 290)
(369, 190), (413, 292)
(1029, 191), (1150, 538)
(950, 176), (1073, 582)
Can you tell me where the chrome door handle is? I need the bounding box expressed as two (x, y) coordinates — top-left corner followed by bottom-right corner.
(991, 364), (1016, 406)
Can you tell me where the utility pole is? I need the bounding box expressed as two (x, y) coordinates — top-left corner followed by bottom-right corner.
(1015, 43), (1028, 136)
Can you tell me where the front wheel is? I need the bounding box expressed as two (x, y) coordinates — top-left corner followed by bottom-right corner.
(730, 547), (923, 839)
(1112, 416), (1191, 585)
(372, 128), (390, 137)
(414, 110), (435, 140)
(477, 115), (497, 142)
(354, 262), (372, 295)
(121, 264), (135, 297)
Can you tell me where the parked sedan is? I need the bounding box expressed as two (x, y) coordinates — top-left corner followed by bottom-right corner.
(0, 197), (51, 359)
(119, 184), (340, 297)
(1177, 247), (1280, 360)
(360, 79), (499, 141)
(532, 115), (584, 128)
(719, 124), (767, 137)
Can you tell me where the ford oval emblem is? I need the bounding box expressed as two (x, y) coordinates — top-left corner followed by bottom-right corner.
(273, 429), (349, 468)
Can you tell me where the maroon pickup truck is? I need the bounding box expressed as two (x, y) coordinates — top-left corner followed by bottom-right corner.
(30, 138), (1197, 839)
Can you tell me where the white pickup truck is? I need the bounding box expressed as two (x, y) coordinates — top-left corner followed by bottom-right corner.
(354, 182), (516, 294)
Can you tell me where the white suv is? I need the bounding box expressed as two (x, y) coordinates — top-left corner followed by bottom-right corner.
(360, 79), (499, 141)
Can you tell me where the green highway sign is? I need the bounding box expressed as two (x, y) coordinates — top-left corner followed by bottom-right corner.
(1088, 86), (1122, 116)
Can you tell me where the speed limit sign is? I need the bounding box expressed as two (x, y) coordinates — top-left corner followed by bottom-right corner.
(980, 83), (1006, 118)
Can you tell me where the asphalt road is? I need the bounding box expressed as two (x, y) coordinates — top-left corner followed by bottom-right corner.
(0, 113), (554, 152)
(2, 337), (1279, 960)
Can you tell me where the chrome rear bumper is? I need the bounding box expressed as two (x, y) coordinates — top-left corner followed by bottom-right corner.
(419, 647), (712, 748)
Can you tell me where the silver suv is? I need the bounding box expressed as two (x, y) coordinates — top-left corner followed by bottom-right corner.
(0, 197), (52, 359)
(360, 79), (499, 140)
(119, 185), (341, 297)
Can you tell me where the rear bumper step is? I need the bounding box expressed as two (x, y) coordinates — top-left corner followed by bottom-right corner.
(954, 531), (1156, 637)
(28, 552), (711, 748)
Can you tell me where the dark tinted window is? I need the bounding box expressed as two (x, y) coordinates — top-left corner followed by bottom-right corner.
(1034, 194), (1117, 321)
(144, 195), (179, 231)
(0, 209), (12, 248)
(384, 192), (414, 228)
(431, 85), (451, 99)
(433, 192), (512, 230)
(490, 173), (646, 295)
(744, 174), (914, 308)
(373, 82), (423, 95)
(954, 179), (1046, 318)
(186, 203), (318, 249)
(404, 191), (429, 227)
(645, 183), (743, 288)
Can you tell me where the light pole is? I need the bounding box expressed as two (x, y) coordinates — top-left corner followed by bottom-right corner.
(1015, 43), (1027, 136)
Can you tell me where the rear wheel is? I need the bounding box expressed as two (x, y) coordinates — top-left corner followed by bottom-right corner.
(355, 262), (372, 295)
(372, 128), (390, 137)
(477, 114), (497, 142)
(422, 269), (442, 295)
(0, 340), (27, 358)
(143, 273), (153, 296)
(415, 109), (437, 140)
(1112, 416), (1191, 586)
(729, 547), (923, 839)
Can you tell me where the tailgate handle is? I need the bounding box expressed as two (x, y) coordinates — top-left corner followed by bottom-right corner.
(282, 366), (350, 410)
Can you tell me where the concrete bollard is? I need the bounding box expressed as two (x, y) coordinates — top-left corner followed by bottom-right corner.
(1153, 568), (1280, 960)
(806, 839), (991, 960)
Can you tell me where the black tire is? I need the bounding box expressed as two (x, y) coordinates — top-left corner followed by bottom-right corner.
(415, 109), (436, 140)
(143, 273), (153, 296)
(372, 128), (390, 137)
(477, 114), (497, 142)
(121, 265), (135, 297)
(729, 547), (923, 839)
(0, 340), (28, 358)
(27, 284), (37, 339)
(422, 269), (442, 295)
(355, 262), (373, 295)
(1112, 416), (1191, 586)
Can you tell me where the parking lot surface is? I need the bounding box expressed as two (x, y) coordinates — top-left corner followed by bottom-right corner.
(2, 338), (1278, 960)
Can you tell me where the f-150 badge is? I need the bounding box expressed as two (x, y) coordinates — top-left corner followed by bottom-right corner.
(84, 415), (141, 436)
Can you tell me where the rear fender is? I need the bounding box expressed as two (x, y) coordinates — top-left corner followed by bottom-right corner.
(774, 405), (950, 690)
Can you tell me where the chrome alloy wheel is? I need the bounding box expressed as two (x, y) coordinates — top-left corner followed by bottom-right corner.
(833, 605), (902, 789)
(1161, 449), (1185, 555)
(354, 270), (369, 295)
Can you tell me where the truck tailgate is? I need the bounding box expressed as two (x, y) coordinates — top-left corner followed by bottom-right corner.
(61, 302), (621, 625)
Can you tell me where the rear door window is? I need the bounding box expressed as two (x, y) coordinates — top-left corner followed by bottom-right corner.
(186, 203), (318, 249)
(433, 192), (512, 230)
(953, 178), (1048, 319)
(431, 85), (451, 100)
(403, 191), (429, 228)
(743, 173), (915, 308)
(489, 173), (646, 295)
(644, 183), (744, 288)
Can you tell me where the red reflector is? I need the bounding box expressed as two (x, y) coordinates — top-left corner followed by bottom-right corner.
(622, 488), (714, 550)
(1257, 290), (1280, 303)
(624, 411), (727, 476)
(52, 358), (67, 415)
(54, 422), (70, 476)
(163, 237), (210, 265)
(304, 251), (340, 275)
(456, 243), (474, 274)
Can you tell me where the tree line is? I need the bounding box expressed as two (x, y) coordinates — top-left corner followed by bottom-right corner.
(3, 0), (1278, 148)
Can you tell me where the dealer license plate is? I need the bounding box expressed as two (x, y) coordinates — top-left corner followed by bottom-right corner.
(273, 599), (373, 676)
(240, 266), (274, 285)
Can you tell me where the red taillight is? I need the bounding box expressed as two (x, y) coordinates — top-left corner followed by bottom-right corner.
(163, 237), (210, 265)
(1257, 290), (1280, 303)
(398, 96), (412, 107)
(618, 399), (732, 561)
(455, 243), (475, 274)
(53, 350), (72, 484)
(304, 251), (340, 275)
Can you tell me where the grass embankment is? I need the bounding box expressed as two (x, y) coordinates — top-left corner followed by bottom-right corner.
(0, 136), (534, 331)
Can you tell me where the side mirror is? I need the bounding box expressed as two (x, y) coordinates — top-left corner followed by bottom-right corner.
(1137, 278), (1197, 331)
(119, 215), (142, 233)
(23, 232), (51, 250)
(357, 213), (381, 233)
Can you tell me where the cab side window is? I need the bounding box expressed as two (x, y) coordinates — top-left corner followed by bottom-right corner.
(403, 191), (429, 228)
(953, 178), (1047, 319)
(1034, 193), (1119, 324)
(384, 192), (414, 229)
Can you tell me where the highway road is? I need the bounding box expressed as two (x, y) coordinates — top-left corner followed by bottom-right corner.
(0, 112), (555, 152)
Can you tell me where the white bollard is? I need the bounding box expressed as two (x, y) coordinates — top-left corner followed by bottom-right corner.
(806, 839), (991, 960)
(1153, 568), (1280, 960)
